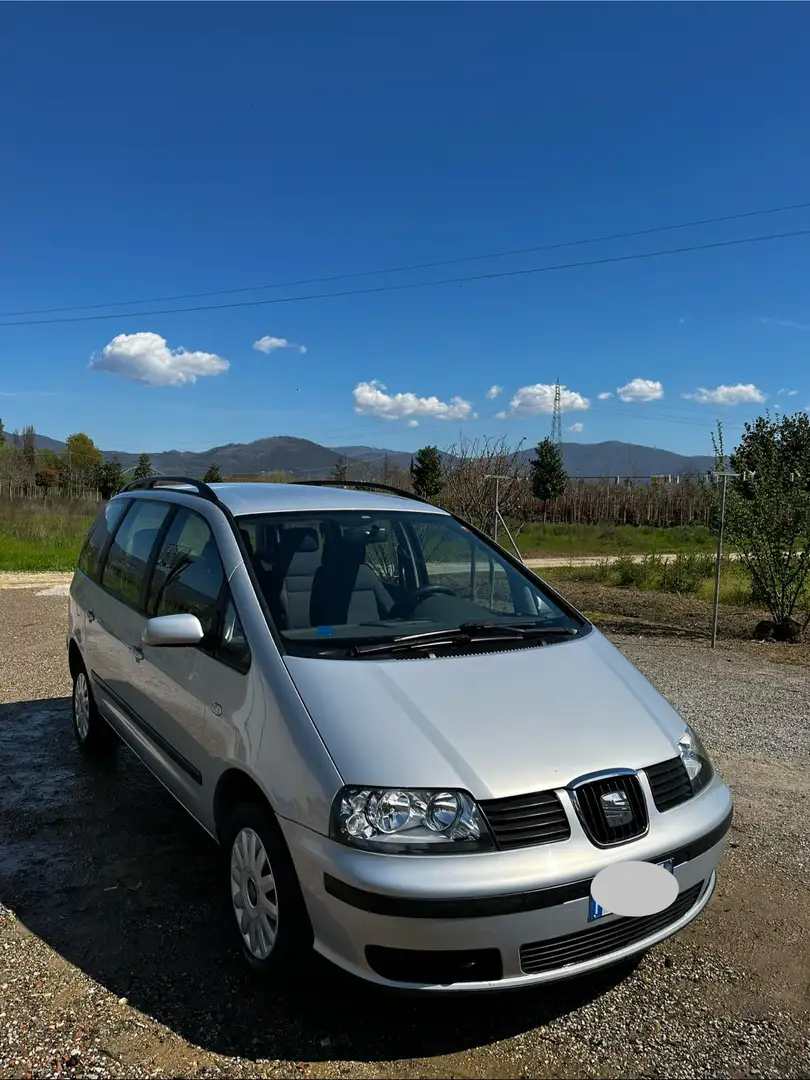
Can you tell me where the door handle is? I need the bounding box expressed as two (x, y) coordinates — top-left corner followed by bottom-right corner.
(130, 643), (144, 662)
(87, 609), (95, 623)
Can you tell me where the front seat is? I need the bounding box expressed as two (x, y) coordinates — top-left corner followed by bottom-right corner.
(309, 526), (393, 627)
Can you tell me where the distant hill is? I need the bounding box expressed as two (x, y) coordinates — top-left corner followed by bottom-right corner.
(535, 441), (714, 479)
(31, 432), (714, 481)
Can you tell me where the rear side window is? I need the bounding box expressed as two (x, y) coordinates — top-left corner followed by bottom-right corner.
(77, 499), (130, 583)
(102, 500), (173, 608)
(148, 507), (226, 638)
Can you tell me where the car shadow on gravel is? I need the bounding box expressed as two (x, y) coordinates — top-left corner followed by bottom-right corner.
(1, 696), (641, 1064)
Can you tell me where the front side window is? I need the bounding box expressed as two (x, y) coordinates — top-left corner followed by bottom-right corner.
(148, 507), (226, 638)
(148, 508), (251, 672)
(237, 509), (584, 658)
(77, 498), (130, 582)
(101, 499), (173, 608)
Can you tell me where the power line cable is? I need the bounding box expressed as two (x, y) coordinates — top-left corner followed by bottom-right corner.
(3, 226), (810, 330)
(2, 199), (810, 319)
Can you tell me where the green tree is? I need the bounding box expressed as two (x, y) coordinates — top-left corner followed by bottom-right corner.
(22, 425), (36, 470)
(529, 437), (567, 501)
(0, 417), (5, 445)
(713, 413), (810, 636)
(62, 432), (102, 474)
(61, 432), (103, 494)
(38, 448), (62, 472)
(98, 458), (125, 499)
(410, 446), (445, 501)
(202, 462), (222, 483)
(132, 453), (154, 480)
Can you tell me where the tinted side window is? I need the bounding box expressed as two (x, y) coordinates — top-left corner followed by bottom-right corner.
(102, 500), (173, 608)
(77, 499), (130, 582)
(148, 508), (225, 638)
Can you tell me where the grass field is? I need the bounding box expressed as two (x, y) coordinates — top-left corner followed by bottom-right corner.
(549, 553), (754, 604)
(0, 498), (97, 571)
(515, 522), (718, 558)
(0, 498), (717, 572)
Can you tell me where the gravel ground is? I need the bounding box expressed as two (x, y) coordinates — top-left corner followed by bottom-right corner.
(1, 587), (809, 1080)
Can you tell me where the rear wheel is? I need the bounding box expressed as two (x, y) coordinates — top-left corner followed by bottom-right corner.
(72, 668), (117, 759)
(222, 801), (313, 979)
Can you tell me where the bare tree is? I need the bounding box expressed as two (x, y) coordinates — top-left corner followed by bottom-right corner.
(439, 435), (529, 534)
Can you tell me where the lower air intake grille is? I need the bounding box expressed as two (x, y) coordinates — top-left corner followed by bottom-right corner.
(519, 881), (704, 974)
(479, 790), (571, 851)
(573, 773), (648, 846)
(645, 756), (693, 812)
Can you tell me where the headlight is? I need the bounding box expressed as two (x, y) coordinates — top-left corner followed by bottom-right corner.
(678, 725), (714, 795)
(331, 787), (494, 853)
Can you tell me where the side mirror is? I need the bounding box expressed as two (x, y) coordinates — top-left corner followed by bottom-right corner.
(142, 613), (204, 647)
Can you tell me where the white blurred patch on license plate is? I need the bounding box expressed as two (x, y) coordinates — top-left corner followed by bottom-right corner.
(588, 858), (675, 921)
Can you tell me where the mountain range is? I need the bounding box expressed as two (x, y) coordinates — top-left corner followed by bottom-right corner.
(29, 432), (715, 481)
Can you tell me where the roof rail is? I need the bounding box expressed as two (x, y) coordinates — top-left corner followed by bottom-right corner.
(290, 479), (433, 506)
(119, 475), (220, 503)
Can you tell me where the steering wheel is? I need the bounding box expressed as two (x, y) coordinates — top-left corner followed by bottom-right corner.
(389, 584), (456, 620)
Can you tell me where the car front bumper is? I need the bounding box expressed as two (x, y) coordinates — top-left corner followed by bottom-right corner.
(282, 774), (732, 992)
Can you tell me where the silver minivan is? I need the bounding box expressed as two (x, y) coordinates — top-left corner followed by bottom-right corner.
(67, 477), (732, 992)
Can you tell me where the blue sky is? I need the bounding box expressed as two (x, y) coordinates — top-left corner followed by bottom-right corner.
(1, 2), (810, 456)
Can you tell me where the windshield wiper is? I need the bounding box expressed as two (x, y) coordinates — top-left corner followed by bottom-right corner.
(348, 621), (577, 658)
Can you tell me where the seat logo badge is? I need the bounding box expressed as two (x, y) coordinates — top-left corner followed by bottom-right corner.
(600, 789), (633, 828)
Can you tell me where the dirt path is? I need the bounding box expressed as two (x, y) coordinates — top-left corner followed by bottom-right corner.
(0, 553), (697, 592)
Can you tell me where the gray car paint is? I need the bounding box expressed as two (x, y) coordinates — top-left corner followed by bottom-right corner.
(283, 629), (688, 799)
(68, 480), (732, 992)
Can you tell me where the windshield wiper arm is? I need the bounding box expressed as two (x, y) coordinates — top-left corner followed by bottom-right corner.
(348, 621), (576, 657)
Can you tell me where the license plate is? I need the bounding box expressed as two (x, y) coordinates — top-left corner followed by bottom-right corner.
(588, 858), (675, 921)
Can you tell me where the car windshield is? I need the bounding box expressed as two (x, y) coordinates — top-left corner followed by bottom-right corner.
(236, 509), (585, 657)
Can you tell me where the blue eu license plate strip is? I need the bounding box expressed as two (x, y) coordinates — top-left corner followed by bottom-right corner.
(588, 858), (675, 921)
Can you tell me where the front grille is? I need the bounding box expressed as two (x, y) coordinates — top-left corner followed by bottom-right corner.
(479, 790), (571, 851)
(519, 881), (704, 974)
(646, 756), (693, 812)
(572, 774), (648, 846)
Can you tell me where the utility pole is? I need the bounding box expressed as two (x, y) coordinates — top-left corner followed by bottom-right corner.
(484, 474), (527, 563)
(550, 377), (563, 451)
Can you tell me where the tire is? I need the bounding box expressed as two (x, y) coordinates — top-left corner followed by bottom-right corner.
(72, 666), (118, 760)
(222, 800), (313, 980)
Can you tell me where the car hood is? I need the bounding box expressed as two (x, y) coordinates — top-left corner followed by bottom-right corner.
(282, 630), (687, 800)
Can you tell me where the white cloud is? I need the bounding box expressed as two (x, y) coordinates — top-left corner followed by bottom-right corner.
(406, 419), (419, 428)
(568, 422), (584, 433)
(89, 332), (229, 387)
(682, 383), (766, 406)
(502, 383), (589, 417)
(760, 317), (810, 332)
(352, 380), (476, 422)
(597, 391), (613, 400)
(253, 335), (307, 355)
(616, 378), (664, 403)
(776, 387), (798, 397)
(485, 384), (503, 400)
(789, 389), (798, 396)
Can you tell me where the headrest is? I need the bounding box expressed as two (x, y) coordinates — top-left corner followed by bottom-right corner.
(279, 527), (319, 554)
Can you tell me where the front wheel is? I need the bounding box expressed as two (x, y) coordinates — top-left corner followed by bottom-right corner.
(72, 668), (117, 760)
(223, 801), (313, 979)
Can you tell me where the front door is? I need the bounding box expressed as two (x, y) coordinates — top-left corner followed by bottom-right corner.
(137, 506), (235, 817)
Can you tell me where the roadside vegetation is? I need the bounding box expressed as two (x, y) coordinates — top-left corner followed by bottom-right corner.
(3, 411), (810, 645)
(515, 522), (717, 559)
(0, 497), (97, 572)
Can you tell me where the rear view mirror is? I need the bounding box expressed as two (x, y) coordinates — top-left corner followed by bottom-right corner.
(142, 613), (204, 647)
